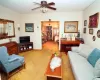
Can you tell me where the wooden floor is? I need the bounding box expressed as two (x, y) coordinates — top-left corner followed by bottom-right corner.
(9, 41), (75, 80)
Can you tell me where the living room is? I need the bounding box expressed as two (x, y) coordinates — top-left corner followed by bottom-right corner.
(0, 0), (100, 80)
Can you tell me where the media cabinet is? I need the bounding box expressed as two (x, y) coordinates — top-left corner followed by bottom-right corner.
(18, 42), (33, 53)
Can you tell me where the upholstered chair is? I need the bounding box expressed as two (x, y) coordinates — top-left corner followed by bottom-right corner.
(0, 46), (25, 77)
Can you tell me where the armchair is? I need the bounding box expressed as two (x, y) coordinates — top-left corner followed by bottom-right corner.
(0, 46), (25, 77)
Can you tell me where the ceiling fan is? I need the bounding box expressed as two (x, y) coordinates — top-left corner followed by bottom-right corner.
(32, 1), (56, 13)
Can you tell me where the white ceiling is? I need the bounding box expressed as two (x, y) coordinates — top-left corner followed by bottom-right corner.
(0, 0), (96, 13)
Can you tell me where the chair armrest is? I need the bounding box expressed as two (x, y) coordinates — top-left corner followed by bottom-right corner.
(71, 47), (79, 53)
(8, 58), (19, 62)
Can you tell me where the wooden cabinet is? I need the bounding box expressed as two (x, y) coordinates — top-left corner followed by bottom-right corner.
(18, 42), (33, 53)
(60, 38), (84, 52)
(0, 41), (18, 55)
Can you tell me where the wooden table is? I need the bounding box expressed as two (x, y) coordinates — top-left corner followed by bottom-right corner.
(60, 38), (84, 52)
(45, 54), (62, 80)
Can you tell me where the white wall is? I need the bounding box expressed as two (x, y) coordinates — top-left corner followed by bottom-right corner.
(0, 5), (20, 44)
(83, 0), (100, 49)
(20, 11), (83, 49)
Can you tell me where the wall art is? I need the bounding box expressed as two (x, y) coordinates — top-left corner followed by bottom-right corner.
(89, 29), (93, 35)
(89, 13), (99, 28)
(93, 36), (96, 41)
(84, 20), (87, 26)
(97, 30), (100, 38)
(83, 27), (86, 33)
(25, 23), (34, 32)
(64, 21), (78, 33)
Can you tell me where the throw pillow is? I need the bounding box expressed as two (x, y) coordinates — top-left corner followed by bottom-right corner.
(78, 43), (94, 58)
(94, 58), (100, 78)
(87, 48), (100, 67)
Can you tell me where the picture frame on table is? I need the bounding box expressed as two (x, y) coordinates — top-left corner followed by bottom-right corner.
(64, 21), (78, 33)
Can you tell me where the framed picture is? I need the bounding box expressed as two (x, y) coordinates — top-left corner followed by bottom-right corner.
(93, 36), (96, 41)
(84, 20), (87, 26)
(25, 23), (34, 32)
(83, 27), (86, 33)
(64, 21), (78, 33)
(89, 13), (99, 28)
(97, 30), (100, 38)
(89, 29), (93, 34)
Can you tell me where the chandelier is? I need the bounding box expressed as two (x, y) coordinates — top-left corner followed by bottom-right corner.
(40, 7), (48, 13)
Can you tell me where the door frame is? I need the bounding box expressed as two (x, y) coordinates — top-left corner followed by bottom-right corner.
(41, 21), (60, 49)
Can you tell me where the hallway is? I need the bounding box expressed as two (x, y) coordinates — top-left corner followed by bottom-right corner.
(42, 41), (59, 52)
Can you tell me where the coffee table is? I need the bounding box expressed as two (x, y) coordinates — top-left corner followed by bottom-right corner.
(45, 54), (62, 80)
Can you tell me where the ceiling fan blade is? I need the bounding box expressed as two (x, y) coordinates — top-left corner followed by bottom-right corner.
(33, 2), (41, 5)
(48, 2), (55, 5)
(47, 6), (56, 10)
(31, 7), (41, 10)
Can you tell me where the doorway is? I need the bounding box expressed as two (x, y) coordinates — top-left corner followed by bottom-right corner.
(41, 21), (60, 49)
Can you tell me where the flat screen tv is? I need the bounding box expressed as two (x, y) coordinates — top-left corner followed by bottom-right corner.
(19, 36), (30, 43)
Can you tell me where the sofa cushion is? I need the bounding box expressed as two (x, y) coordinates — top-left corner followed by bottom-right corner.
(78, 44), (94, 59)
(68, 51), (79, 54)
(71, 47), (79, 53)
(68, 52), (94, 80)
(87, 48), (100, 67)
(94, 58), (100, 78)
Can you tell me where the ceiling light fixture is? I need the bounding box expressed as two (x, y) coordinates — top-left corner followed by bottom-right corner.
(40, 7), (48, 13)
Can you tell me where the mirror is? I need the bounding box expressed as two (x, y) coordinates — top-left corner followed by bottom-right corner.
(0, 19), (15, 39)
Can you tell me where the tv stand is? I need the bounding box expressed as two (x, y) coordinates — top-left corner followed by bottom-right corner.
(18, 42), (33, 53)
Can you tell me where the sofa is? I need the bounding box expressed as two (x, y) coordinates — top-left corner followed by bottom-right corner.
(68, 44), (100, 80)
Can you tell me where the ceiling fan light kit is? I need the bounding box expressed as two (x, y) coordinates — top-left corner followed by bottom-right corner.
(40, 7), (48, 13)
(32, 1), (56, 13)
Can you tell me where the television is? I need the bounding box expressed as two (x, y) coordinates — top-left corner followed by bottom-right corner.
(19, 36), (30, 43)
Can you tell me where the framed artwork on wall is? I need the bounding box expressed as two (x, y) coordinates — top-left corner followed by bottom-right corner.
(89, 28), (93, 35)
(93, 36), (96, 41)
(25, 23), (34, 32)
(64, 21), (78, 33)
(83, 27), (86, 33)
(89, 13), (99, 28)
(97, 30), (100, 38)
(84, 20), (87, 26)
